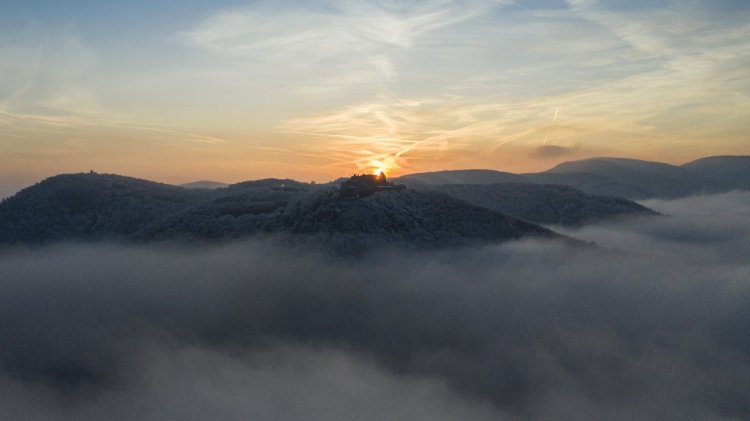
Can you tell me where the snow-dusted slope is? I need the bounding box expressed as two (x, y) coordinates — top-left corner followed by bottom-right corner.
(0, 173), (559, 250)
(433, 183), (657, 225)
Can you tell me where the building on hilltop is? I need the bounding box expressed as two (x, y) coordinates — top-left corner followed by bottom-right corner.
(340, 171), (406, 198)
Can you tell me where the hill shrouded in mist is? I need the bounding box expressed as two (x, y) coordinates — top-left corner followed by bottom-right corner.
(0, 173), (561, 249)
(0, 173), (209, 244)
(1, 164), (750, 420)
(1, 191), (750, 420)
(430, 183), (656, 225)
(681, 156), (750, 191)
(5, 154), (748, 248)
(2, 0), (748, 417)
(400, 155), (750, 200)
(528, 157), (717, 199)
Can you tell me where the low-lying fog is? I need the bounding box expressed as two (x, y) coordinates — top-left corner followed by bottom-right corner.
(1, 192), (749, 420)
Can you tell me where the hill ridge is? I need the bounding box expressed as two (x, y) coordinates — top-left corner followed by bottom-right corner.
(0, 172), (564, 250)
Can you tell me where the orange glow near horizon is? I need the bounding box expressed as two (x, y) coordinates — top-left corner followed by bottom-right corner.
(363, 157), (396, 178)
(2, 0), (749, 198)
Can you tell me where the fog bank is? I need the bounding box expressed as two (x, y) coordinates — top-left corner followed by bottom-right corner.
(1, 192), (749, 420)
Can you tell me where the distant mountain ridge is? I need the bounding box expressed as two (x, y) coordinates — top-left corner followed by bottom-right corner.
(681, 156), (750, 191)
(527, 157), (718, 199)
(396, 169), (529, 187)
(180, 181), (228, 190)
(401, 155), (750, 200)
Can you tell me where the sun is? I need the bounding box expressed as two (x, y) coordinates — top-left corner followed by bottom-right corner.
(364, 157), (398, 177)
(373, 167), (388, 176)
(367, 159), (391, 176)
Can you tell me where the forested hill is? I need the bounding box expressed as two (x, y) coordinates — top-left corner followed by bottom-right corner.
(0, 172), (564, 249)
(0, 173), (210, 244)
(432, 183), (657, 225)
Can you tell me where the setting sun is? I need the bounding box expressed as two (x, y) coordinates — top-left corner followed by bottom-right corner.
(365, 157), (398, 178)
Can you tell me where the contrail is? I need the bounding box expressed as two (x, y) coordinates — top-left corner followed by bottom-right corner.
(542, 107), (560, 146)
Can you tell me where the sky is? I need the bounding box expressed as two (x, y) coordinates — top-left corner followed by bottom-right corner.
(1, 0), (749, 193)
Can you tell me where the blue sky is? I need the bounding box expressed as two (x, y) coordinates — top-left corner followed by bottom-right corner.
(1, 0), (749, 194)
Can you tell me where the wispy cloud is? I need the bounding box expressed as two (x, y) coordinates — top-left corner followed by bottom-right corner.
(181, 0), (510, 86)
(2, 0), (748, 182)
(0, 24), (103, 117)
(282, 60), (750, 174)
(0, 106), (227, 145)
(279, 1), (750, 173)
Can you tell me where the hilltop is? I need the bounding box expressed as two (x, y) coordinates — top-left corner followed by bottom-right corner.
(0, 173), (209, 244)
(396, 169), (529, 188)
(180, 181), (229, 190)
(681, 156), (750, 191)
(0, 172), (565, 250)
(401, 155), (750, 200)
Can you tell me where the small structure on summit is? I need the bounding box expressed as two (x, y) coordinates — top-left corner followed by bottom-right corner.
(272, 183), (304, 192)
(340, 171), (406, 198)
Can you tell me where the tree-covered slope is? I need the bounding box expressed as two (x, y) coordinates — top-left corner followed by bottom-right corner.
(0, 173), (560, 250)
(434, 183), (657, 225)
(272, 189), (557, 250)
(0, 173), (208, 244)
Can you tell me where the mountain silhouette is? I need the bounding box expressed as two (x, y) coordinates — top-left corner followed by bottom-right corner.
(0, 173), (208, 244)
(1, 173), (566, 250)
(11, 154), (744, 248)
(396, 169), (529, 188)
(430, 183), (656, 225)
(681, 156), (750, 191)
(400, 155), (750, 200)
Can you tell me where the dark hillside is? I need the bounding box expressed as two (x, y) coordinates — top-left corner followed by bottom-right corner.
(273, 189), (557, 250)
(0, 174), (560, 251)
(0, 173), (207, 244)
(682, 156), (750, 191)
(527, 157), (719, 199)
(435, 183), (657, 225)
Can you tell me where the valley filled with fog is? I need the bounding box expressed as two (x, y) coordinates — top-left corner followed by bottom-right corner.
(4, 0), (749, 418)
(1, 191), (749, 420)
